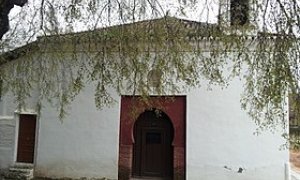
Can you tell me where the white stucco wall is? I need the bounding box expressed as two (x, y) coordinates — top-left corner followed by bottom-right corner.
(0, 93), (15, 169)
(34, 86), (120, 179)
(0, 116), (16, 169)
(0, 88), (40, 169)
(0, 50), (289, 180)
(29, 76), (287, 180)
(186, 79), (288, 180)
(28, 78), (289, 180)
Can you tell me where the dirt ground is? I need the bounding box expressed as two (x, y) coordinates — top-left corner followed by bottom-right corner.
(290, 150), (300, 172)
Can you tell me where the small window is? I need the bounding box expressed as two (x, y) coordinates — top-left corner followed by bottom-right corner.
(230, 0), (249, 26)
(146, 132), (161, 144)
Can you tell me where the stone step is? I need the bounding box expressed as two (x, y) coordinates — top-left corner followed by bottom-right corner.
(11, 163), (34, 169)
(1, 164), (34, 180)
(9, 167), (33, 173)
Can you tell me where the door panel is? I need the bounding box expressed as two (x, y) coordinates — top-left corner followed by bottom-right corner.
(17, 114), (36, 163)
(133, 110), (173, 178)
(141, 130), (164, 176)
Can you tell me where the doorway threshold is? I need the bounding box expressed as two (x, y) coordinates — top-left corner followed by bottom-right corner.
(131, 177), (171, 180)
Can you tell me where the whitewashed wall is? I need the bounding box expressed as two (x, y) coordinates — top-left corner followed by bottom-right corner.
(186, 79), (288, 180)
(31, 77), (289, 180)
(34, 86), (120, 179)
(0, 54), (289, 180)
(0, 86), (40, 169)
(0, 116), (16, 169)
(0, 92), (15, 169)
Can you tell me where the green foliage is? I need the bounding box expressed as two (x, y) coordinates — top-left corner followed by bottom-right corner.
(1, 0), (300, 141)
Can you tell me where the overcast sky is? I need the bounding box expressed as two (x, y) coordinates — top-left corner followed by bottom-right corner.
(8, 0), (219, 32)
(0, 0), (218, 51)
(3, 0), (295, 51)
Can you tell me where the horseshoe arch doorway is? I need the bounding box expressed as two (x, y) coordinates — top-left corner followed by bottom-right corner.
(132, 109), (174, 179)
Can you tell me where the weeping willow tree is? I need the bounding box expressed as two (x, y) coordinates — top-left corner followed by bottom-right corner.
(0, 0), (300, 140)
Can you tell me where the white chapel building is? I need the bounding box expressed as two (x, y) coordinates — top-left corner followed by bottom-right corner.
(0, 0), (290, 179)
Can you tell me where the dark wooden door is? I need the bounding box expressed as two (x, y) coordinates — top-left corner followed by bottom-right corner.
(141, 128), (165, 176)
(17, 114), (36, 163)
(133, 110), (173, 178)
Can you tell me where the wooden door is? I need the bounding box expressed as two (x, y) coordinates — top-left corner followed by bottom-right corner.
(133, 110), (173, 178)
(17, 114), (36, 163)
(141, 128), (165, 176)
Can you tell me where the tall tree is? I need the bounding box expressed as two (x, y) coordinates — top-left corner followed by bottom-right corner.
(0, 0), (299, 135)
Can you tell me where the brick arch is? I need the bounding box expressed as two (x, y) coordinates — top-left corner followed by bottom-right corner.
(118, 96), (186, 180)
(131, 108), (175, 144)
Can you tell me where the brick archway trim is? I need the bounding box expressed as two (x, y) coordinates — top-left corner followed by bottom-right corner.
(118, 96), (186, 180)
